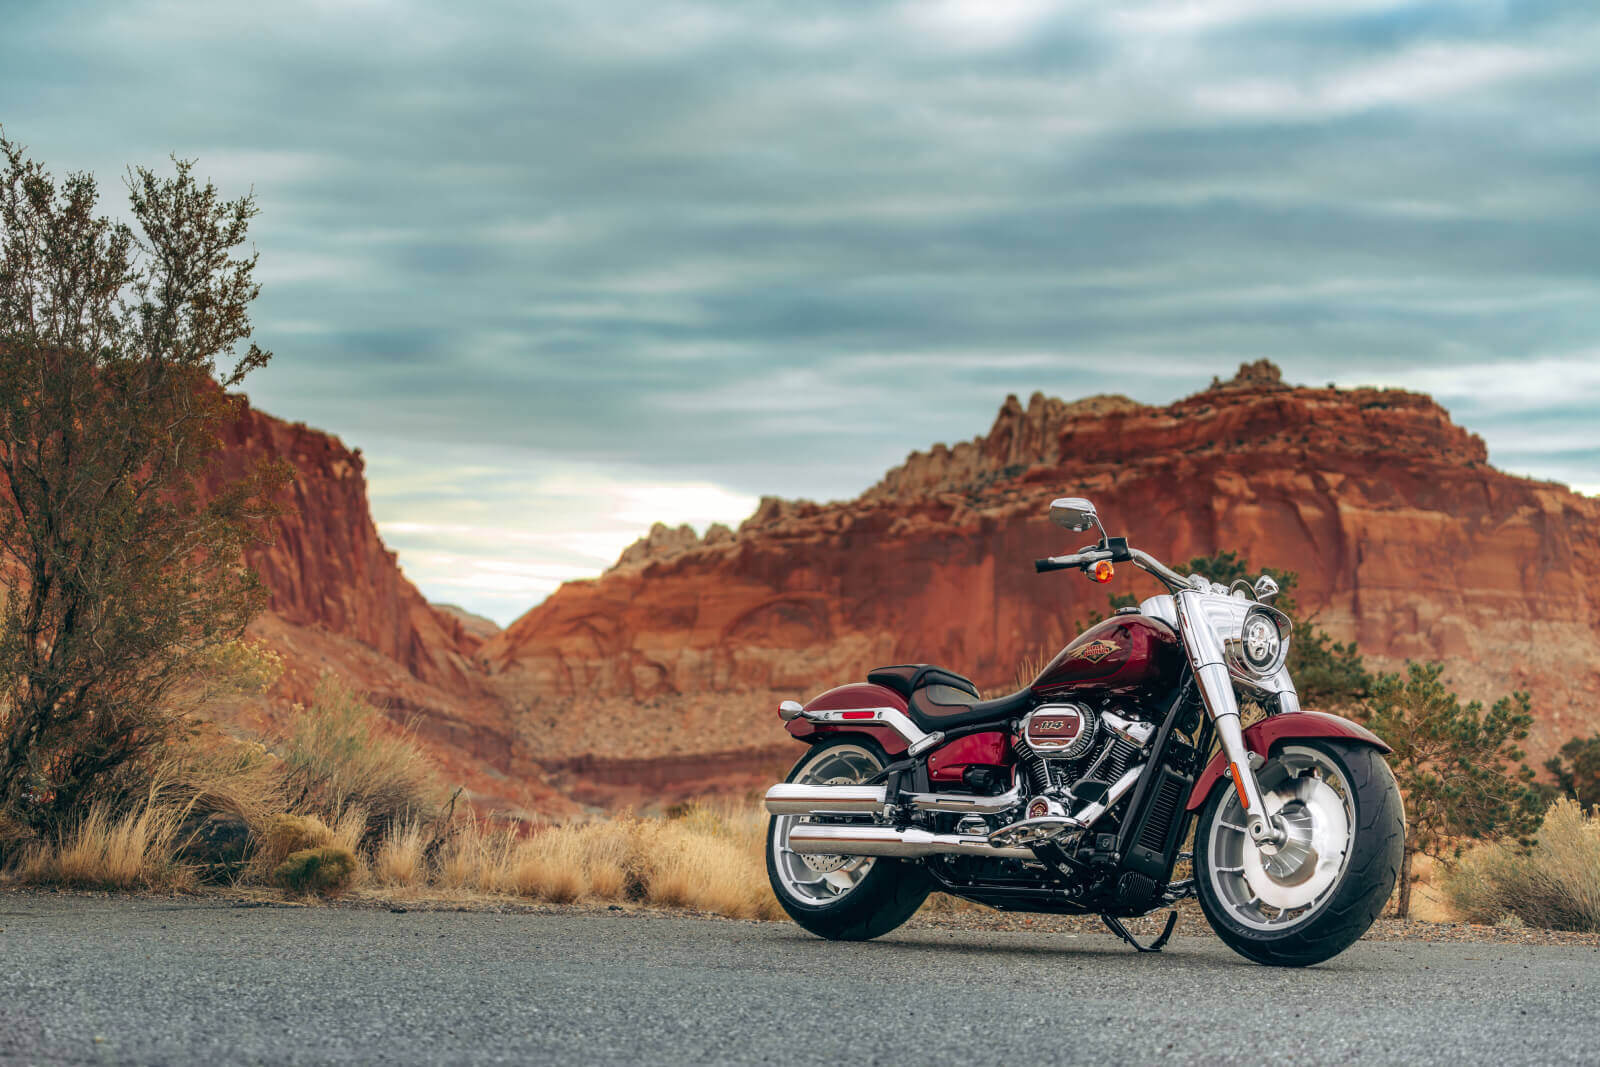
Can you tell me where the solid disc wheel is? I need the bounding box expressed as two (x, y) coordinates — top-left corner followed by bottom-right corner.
(766, 737), (931, 941)
(1194, 740), (1403, 967)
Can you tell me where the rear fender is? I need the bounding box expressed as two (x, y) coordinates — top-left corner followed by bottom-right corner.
(1185, 710), (1390, 812)
(782, 682), (910, 756)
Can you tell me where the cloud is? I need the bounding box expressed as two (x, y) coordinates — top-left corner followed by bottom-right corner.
(3, 0), (1597, 621)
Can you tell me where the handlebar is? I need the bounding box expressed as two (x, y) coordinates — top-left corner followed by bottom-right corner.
(1033, 541), (1190, 593)
(1033, 549), (1111, 573)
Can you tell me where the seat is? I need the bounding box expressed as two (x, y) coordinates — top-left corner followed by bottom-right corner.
(908, 684), (1034, 733)
(866, 663), (978, 702)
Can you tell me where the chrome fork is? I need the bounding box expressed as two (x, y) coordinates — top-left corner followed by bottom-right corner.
(1175, 590), (1286, 848)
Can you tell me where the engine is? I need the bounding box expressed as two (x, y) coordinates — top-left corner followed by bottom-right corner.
(1014, 704), (1154, 820)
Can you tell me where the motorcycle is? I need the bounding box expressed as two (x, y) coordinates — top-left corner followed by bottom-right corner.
(764, 497), (1404, 966)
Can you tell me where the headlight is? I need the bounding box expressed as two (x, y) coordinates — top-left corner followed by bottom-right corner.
(1226, 603), (1291, 678)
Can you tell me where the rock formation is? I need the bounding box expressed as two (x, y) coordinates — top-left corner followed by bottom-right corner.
(211, 404), (576, 817)
(485, 363), (1600, 785)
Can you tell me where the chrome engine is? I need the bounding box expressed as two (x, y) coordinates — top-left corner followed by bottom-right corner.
(1014, 704), (1155, 810)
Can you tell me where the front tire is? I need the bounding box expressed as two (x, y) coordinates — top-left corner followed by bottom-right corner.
(766, 737), (931, 941)
(1194, 740), (1403, 967)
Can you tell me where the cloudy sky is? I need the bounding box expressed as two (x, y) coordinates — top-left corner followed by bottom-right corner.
(5, 0), (1597, 623)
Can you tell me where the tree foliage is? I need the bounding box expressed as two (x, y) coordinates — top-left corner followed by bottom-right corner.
(1352, 661), (1543, 917)
(0, 133), (287, 830)
(1544, 733), (1600, 810)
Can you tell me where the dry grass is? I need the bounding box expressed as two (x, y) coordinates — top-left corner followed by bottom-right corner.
(1443, 799), (1600, 932)
(147, 731), (288, 829)
(13, 798), (193, 890)
(372, 817), (430, 887)
(1013, 652), (1051, 692)
(412, 801), (781, 920)
(436, 818), (516, 891)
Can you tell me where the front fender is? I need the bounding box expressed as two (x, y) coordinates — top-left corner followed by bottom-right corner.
(1185, 710), (1390, 813)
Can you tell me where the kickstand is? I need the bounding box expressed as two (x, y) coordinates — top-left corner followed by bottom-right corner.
(1100, 911), (1178, 953)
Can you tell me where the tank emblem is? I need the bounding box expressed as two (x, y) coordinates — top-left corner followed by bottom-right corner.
(1067, 638), (1119, 664)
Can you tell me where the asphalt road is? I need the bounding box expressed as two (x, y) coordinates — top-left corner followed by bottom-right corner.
(0, 895), (1595, 1066)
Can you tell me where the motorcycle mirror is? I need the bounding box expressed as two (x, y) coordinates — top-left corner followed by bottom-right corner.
(1049, 497), (1099, 533)
(1253, 575), (1281, 604)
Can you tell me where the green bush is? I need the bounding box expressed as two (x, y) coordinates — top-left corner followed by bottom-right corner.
(272, 846), (356, 895)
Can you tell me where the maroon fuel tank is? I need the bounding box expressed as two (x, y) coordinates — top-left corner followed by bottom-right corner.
(1030, 613), (1185, 709)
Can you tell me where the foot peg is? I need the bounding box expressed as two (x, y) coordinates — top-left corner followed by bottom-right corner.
(1101, 911), (1178, 953)
(987, 815), (1080, 849)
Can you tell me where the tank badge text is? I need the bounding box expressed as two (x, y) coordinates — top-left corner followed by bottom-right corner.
(1067, 639), (1119, 664)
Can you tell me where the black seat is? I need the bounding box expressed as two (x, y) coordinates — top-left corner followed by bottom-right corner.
(908, 684), (1034, 732)
(867, 663), (978, 702)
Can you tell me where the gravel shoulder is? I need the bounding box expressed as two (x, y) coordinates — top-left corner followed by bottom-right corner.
(2, 889), (1596, 1066)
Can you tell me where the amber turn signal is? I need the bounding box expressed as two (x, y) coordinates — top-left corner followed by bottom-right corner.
(1229, 762), (1251, 809)
(1090, 560), (1115, 583)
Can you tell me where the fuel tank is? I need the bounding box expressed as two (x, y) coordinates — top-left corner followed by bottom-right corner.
(1030, 613), (1184, 709)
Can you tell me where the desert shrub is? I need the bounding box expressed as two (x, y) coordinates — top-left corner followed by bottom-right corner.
(0, 810), (36, 867)
(1443, 799), (1600, 932)
(147, 733), (288, 829)
(273, 846), (357, 895)
(0, 138), (288, 834)
(13, 798), (193, 890)
(1545, 733), (1600, 808)
(274, 678), (444, 838)
(246, 813), (334, 881)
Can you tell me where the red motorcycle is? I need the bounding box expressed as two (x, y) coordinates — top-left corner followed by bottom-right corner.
(765, 498), (1403, 966)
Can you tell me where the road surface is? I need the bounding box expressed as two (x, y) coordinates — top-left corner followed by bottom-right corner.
(1, 895), (1594, 1065)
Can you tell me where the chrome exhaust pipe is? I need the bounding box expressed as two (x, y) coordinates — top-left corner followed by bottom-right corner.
(786, 824), (1036, 861)
(764, 782), (1021, 817)
(764, 783), (885, 815)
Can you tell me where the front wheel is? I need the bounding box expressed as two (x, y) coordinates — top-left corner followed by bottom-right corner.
(766, 737), (931, 941)
(1194, 739), (1403, 967)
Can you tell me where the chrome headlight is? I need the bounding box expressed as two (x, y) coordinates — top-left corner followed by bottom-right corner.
(1226, 603), (1291, 678)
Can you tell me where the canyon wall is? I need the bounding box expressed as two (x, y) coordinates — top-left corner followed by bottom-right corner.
(486, 363), (1600, 775)
(212, 404), (575, 817)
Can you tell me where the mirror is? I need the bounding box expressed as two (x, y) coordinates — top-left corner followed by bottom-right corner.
(1253, 575), (1281, 604)
(1049, 497), (1099, 533)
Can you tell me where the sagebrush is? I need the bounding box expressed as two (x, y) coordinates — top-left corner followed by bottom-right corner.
(1443, 799), (1600, 932)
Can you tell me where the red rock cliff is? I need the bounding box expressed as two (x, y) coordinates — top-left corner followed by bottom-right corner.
(485, 364), (1600, 769)
(211, 403), (574, 817)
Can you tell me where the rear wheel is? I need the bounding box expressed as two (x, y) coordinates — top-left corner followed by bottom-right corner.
(1194, 740), (1403, 967)
(766, 737), (931, 941)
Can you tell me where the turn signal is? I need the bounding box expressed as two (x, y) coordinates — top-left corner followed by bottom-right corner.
(1091, 560), (1115, 583)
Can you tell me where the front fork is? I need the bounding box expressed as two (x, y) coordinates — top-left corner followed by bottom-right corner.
(1178, 594), (1288, 849)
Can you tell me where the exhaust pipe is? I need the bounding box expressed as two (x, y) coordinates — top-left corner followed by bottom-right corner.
(786, 824), (1036, 861)
(764, 783), (885, 815)
(763, 783), (1021, 817)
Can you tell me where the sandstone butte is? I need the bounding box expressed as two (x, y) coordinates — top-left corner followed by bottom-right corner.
(481, 361), (1600, 807)
(195, 362), (1597, 814)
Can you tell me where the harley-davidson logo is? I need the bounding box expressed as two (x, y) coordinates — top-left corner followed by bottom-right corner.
(1067, 638), (1119, 664)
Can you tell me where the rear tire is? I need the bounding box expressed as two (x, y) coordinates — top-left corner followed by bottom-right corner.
(1194, 739), (1403, 967)
(766, 737), (932, 941)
